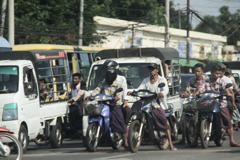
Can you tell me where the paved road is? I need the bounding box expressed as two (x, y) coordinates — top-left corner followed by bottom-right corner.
(22, 130), (240, 160)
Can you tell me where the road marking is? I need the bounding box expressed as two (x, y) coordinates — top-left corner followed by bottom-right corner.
(91, 153), (133, 160)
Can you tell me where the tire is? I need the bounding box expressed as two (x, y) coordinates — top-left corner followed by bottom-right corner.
(170, 117), (178, 141)
(214, 128), (225, 146)
(0, 132), (23, 160)
(186, 118), (196, 146)
(128, 120), (142, 153)
(18, 125), (28, 153)
(86, 123), (99, 152)
(200, 119), (210, 149)
(111, 132), (123, 150)
(50, 122), (63, 148)
(157, 134), (169, 150)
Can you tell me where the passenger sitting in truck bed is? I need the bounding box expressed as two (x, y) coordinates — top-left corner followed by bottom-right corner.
(39, 78), (53, 102)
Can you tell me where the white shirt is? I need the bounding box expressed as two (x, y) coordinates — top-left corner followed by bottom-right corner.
(221, 75), (233, 89)
(138, 75), (169, 110)
(116, 75), (128, 102)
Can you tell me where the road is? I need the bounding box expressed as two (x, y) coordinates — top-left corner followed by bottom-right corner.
(22, 130), (240, 160)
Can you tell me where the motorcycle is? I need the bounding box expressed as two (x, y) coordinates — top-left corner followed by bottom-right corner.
(196, 84), (232, 149)
(0, 127), (23, 160)
(182, 94), (198, 146)
(127, 83), (169, 153)
(85, 88), (123, 152)
(165, 104), (179, 141)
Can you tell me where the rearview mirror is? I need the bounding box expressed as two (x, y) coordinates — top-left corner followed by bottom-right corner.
(226, 83), (232, 89)
(127, 80), (132, 86)
(158, 83), (165, 88)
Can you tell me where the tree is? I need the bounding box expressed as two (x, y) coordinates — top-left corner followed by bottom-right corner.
(194, 6), (240, 45)
(0, 0), (183, 45)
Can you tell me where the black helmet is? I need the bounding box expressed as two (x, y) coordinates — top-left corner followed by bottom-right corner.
(105, 67), (117, 85)
(103, 60), (119, 70)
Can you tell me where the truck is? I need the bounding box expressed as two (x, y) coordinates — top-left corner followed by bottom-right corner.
(85, 47), (183, 140)
(0, 50), (71, 152)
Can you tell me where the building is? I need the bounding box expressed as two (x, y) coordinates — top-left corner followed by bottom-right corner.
(93, 16), (227, 66)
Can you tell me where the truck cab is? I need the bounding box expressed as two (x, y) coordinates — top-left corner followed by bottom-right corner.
(86, 47), (182, 130)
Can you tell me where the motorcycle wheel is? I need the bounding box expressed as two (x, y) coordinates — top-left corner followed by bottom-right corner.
(186, 117), (196, 146)
(214, 128), (225, 146)
(170, 118), (178, 141)
(128, 120), (142, 153)
(200, 119), (210, 149)
(0, 132), (23, 160)
(157, 132), (169, 150)
(111, 132), (123, 150)
(86, 123), (99, 152)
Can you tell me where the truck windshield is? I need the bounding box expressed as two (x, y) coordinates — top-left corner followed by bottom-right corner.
(88, 63), (151, 90)
(0, 66), (18, 93)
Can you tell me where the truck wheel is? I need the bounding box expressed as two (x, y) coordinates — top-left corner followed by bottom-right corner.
(50, 121), (63, 148)
(19, 125), (29, 153)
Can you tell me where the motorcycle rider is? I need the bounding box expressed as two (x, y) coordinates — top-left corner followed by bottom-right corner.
(103, 60), (132, 125)
(138, 63), (177, 151)
(90, 64), (129, 148)
(178, 63), (206, 145)
(199, 63), (240, 147)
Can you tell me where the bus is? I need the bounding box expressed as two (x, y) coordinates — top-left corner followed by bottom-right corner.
(12, 44), (109, 81)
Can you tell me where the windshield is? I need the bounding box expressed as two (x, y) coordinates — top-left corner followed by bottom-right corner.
(0, 66), (19, 93)
(87, 63), (152, 90)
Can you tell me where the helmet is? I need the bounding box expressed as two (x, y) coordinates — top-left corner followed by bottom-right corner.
(103, 60), (119, 70)
(105, 67), (117, 85)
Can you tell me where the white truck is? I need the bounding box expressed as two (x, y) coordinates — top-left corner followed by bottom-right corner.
(85, 47), (183, 140)
(0, 50), (71, 152)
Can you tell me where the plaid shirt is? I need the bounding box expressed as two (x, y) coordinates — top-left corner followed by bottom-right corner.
(91, 79), (124, 106)
(187, 75), (206, 93)
(199, 77), (227, 108)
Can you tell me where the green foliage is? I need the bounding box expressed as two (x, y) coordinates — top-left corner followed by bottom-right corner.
(194, 6), (240, 45)
(0, 0), (183, 45)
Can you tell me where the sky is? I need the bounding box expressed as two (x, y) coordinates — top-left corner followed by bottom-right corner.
(171, 0), (240, 27)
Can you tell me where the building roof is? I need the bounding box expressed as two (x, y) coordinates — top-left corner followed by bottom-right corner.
(96, 47), (179, 61)
(94, 16), (227, 43)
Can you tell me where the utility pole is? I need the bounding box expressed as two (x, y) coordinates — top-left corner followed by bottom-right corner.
(78, 0), (84, 46)
(0, 0), (7, 37)
(165, 0), (170, 48)
(178, 3), (181, 29)
(186, 0), (190, 64)
(8, 0), (14, 45)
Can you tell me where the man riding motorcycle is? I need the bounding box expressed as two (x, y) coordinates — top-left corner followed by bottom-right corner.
(89, 64), (128, 148)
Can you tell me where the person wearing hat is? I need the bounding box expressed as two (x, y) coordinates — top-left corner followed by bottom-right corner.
(137, 63), (177, 151)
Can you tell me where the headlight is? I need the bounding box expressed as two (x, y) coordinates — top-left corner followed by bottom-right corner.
(2, 103), (18, 121)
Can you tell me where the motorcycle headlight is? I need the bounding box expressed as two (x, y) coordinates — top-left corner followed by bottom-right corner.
(2, 103), (18, 121)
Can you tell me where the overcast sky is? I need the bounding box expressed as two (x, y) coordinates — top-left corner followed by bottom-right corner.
(171, 0), (240, 27)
